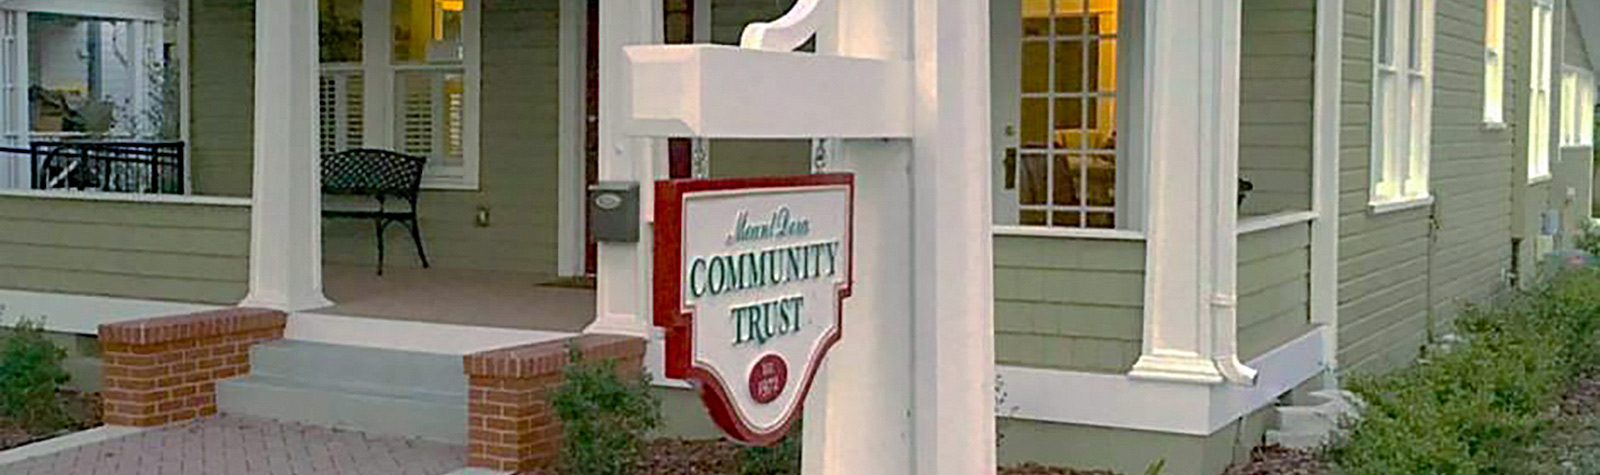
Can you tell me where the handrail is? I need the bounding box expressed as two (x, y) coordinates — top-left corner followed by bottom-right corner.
(26, 141), (186, 195)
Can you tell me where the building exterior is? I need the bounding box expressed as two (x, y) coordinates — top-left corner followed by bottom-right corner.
(0, 0), (1596, 474)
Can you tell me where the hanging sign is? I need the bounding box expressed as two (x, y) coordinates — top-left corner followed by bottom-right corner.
(654, 173), (854, 446)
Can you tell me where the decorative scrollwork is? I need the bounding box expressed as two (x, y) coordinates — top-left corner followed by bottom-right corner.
(739, 0), (832, 52)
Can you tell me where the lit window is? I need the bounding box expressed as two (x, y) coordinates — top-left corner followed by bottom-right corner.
(1013, 0), (1119, 228)
(319, 0), (478, 189)
(1483, 0), (1504, 124)
(1371, 0), (1434, 205)
(1561, 67), (1595, 148)
(1529, 0), (1554, 180)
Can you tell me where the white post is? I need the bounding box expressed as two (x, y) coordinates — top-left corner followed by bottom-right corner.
(804, 3), (916, 474)
(1128, 0), (1247, 385)
(241, 0), (332, 312)
(910, 0), (997, 473)
(588, 0), (664, 338)
(1310, 0), (1344, 384)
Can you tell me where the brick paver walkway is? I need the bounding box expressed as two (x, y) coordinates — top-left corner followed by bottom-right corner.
(0, 415), (467, 475)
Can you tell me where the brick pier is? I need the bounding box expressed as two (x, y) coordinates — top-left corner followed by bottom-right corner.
(98, 308), (287, 427)
(462, 334), (647, 472)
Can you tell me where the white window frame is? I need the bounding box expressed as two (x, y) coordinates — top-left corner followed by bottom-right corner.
(1483, 0), (1505, 125)
(1528, 0), (1554, 181)
(1561, 66), (1594, 148)
(1369, 0), (1434, 208)
(320, 0), (481, 190)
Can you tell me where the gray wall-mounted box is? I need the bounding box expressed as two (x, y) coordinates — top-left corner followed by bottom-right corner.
(589, 182), (640, 242)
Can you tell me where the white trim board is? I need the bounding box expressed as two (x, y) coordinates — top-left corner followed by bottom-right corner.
(0, 189), (250, 207)
(1238, 210), (1317, 235)
(3, 0), (166, 21)
(0, 289), (219, 335)
(998, 326), (1328, 436)
(287, 312), (574, 356)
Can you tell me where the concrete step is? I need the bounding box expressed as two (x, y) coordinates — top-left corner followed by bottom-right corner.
(215, 340), (468, 444)
(247, 340), (467, 396)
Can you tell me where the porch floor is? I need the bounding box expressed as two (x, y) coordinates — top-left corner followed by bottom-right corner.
(319, 265), (596, 333)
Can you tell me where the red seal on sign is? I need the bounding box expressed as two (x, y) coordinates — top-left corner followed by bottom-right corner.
(749, 355), (788, 404)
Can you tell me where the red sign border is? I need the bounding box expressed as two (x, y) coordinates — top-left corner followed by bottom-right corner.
(653, 173), (855, 446)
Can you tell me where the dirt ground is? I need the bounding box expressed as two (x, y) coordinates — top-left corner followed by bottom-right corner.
(0, 390), (101, 452)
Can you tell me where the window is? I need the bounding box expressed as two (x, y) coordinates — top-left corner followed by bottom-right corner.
(28, 14), (178, 140)
(1371, 0), (1433, 205)
(1012, 0), (1119, 228)
(1528, 0), (1554, 180)
(319, 0), (479, 189)
(1484, 0), (1504, 124)
(1561, 67), (1595, 148)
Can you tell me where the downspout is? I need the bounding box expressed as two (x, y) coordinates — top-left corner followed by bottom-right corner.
(1211, 0), (1256, 387)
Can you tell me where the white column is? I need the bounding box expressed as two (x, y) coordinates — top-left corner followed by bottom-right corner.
(805, 3), (917, 474)
(909, 0), (998, 473)
(1128, 0), (1249, 385)
(241, 0), (332, 312)
(587, 0), (664, 338)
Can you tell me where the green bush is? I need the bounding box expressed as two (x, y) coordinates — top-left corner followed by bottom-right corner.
(550, 346), (661, 475)
(738, 422), (802, 475)
(0, 317), (71, 433)
(1326, 269), (1600, 475)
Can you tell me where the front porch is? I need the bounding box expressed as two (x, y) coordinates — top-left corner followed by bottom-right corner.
(319, 264), (594, 332)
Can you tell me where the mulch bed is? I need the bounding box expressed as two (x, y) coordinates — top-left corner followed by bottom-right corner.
(1220, 445), (1324, 475)
(0, 390), (102, 452)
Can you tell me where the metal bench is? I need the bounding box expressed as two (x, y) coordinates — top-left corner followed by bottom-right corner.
(322, 148), (430, 275)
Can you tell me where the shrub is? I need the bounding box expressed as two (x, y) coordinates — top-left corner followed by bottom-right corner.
(550, 345), (661, 475)
(0, 317), (71, 433)
(1326, 269), (1600, 475)
(738, 422), (802, 475)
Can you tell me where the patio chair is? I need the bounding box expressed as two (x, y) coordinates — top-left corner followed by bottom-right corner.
(322, 148), (430, 275)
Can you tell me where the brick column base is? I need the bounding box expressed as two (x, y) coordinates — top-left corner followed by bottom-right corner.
(463, 334), (647, 472)
(99, 308), (287, 427)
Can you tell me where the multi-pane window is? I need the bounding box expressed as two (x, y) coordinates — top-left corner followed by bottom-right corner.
(1371, 0), (1433, 205)
(318, 0), (477, 188)
(1528, 0), (1554, 180)
(1561, 67), (1595, 148)
(1483, 0), (1504, 124)
(1015, 0), (1119, 228)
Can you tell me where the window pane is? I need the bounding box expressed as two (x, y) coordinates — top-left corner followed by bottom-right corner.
(1408, 0), (1423, 70)
(1022, 41), (1049, 94)
(1086, 212), (1114, 229)
(320, 71), (365, 155)
(393, 0), (464, 64)
(1019, 153), (1048, 205)
(396, 70), (466, 170)
(1086, 153), (1115, 206)
(28, 14), (179, 140)
(1053, 40), (1086, 93)
(320, 0), (363, 62)
(1377, 0), (1394, 66)
(1021, 98), (1049, 148)
(1051, 154), (1081, 206)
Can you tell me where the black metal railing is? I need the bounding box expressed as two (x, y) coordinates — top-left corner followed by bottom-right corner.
(9, 141), (187, 194)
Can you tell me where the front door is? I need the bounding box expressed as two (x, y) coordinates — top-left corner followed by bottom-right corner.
(993, 0), (1124, 230)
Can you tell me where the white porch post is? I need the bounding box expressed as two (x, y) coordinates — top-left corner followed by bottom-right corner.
(1129, 0), (1251, 385)
(909, 0), (998, 472)
(588, 0), (664, 338)
(241, 0), (332, 312)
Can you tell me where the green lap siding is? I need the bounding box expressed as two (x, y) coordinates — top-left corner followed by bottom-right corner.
(0, 196), (249, 304)
(1240, 0), (1316, 217)
(1238, 223), (1314, 361)
(1337, 0), (1521, 375)
(993, 236), (1144, 373)
(188, 0), (254, 197)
